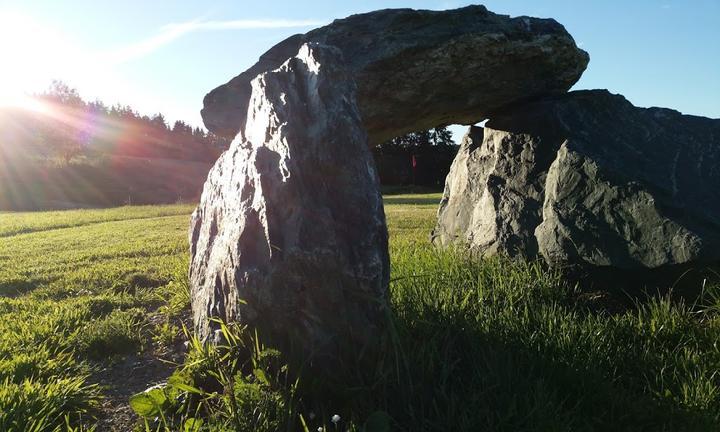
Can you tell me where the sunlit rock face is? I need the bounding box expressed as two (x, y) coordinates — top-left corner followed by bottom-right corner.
(201, 5), (589, 145)
(433, 90), (720, 271)
(431, 125), (549, 258)
(189, 44), (388, 368)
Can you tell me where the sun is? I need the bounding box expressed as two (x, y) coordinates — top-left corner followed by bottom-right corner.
(0, 11), (77, 111)
(0, 92), (48, 113)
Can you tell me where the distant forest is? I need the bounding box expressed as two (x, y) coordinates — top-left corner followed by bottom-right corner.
(2, 81), (230, 163)
(0, 81), (457, 211)
(0, 81), (230, 210)
(373, 127), (458, 188)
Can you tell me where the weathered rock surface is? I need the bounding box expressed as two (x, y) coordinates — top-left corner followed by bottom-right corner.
(189, 43), (389, 367)
(431, 125), (550, 258)
(433, 90), (720, 270)
(202, 5), (589, 145)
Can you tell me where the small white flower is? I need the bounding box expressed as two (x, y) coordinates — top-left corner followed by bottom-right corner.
(317, 427), (323, 432)
(331, 414), (341, 424)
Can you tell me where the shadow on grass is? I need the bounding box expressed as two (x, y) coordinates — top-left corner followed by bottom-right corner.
(352, 255), (720, 431)
(376, 312), (717, 431)
(0, 279), (40, 297)
(156, 255), (720, 430)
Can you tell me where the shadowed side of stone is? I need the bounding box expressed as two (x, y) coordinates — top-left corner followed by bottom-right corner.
(189, 43), (389, 370)
(434, 90), (720, 273)
(202, 5), (589, 145)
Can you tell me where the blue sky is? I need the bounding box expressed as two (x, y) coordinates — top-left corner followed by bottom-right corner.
(0, 0), (717, 140)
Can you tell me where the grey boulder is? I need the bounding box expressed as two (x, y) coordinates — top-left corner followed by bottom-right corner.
(189, 43), (389, 368)
(201, 5), (589, 145)
(434, 90), (720, 270)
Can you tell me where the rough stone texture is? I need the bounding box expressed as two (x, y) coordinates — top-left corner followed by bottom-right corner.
(433, 90), (720, 270)
(202, 5), (589, 145)
(431, 125), (551, 258)
(189, 43), (389, 367)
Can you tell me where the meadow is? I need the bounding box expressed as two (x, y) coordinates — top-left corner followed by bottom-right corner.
(0, 194), (719, 431)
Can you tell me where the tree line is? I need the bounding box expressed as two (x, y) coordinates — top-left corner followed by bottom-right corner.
(2, 80), (231, 164)
(0, 81), (232, 210)
(373, 126), (458, 187)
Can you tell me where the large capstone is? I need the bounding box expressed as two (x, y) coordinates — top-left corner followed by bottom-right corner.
(202, 5), (589, 145)
(189, 43), (389, 367)
(433, 90), (720, 271)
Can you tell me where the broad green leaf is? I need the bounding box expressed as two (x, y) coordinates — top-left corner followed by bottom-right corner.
(253, 368), (269, 385)
(147, 387), (169, 407)
(129, 392), (158, 417)
(129, 386), (169, 417)
(168, 373), (205, 395)
(183, 417), (204, 432)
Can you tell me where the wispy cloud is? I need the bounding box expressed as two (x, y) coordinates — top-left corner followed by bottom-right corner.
(163, 18), (326, 32)
(106, 18), (326, 64)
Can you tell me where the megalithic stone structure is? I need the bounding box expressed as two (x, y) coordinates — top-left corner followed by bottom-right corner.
(190, 6), (588, 370)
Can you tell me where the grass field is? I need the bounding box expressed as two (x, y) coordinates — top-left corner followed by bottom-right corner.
(1, 194), (719, 431)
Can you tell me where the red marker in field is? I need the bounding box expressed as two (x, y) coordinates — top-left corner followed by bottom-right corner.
(411, 154), (417, 185)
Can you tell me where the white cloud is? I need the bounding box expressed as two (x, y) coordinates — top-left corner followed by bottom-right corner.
(106, 18), (326, 64)
(163, 18), (327, 32)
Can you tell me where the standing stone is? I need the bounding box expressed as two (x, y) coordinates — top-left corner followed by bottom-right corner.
(201, 5), (589, 145)
(434, 90), (720, 271)
(189, 43), (389, 367)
